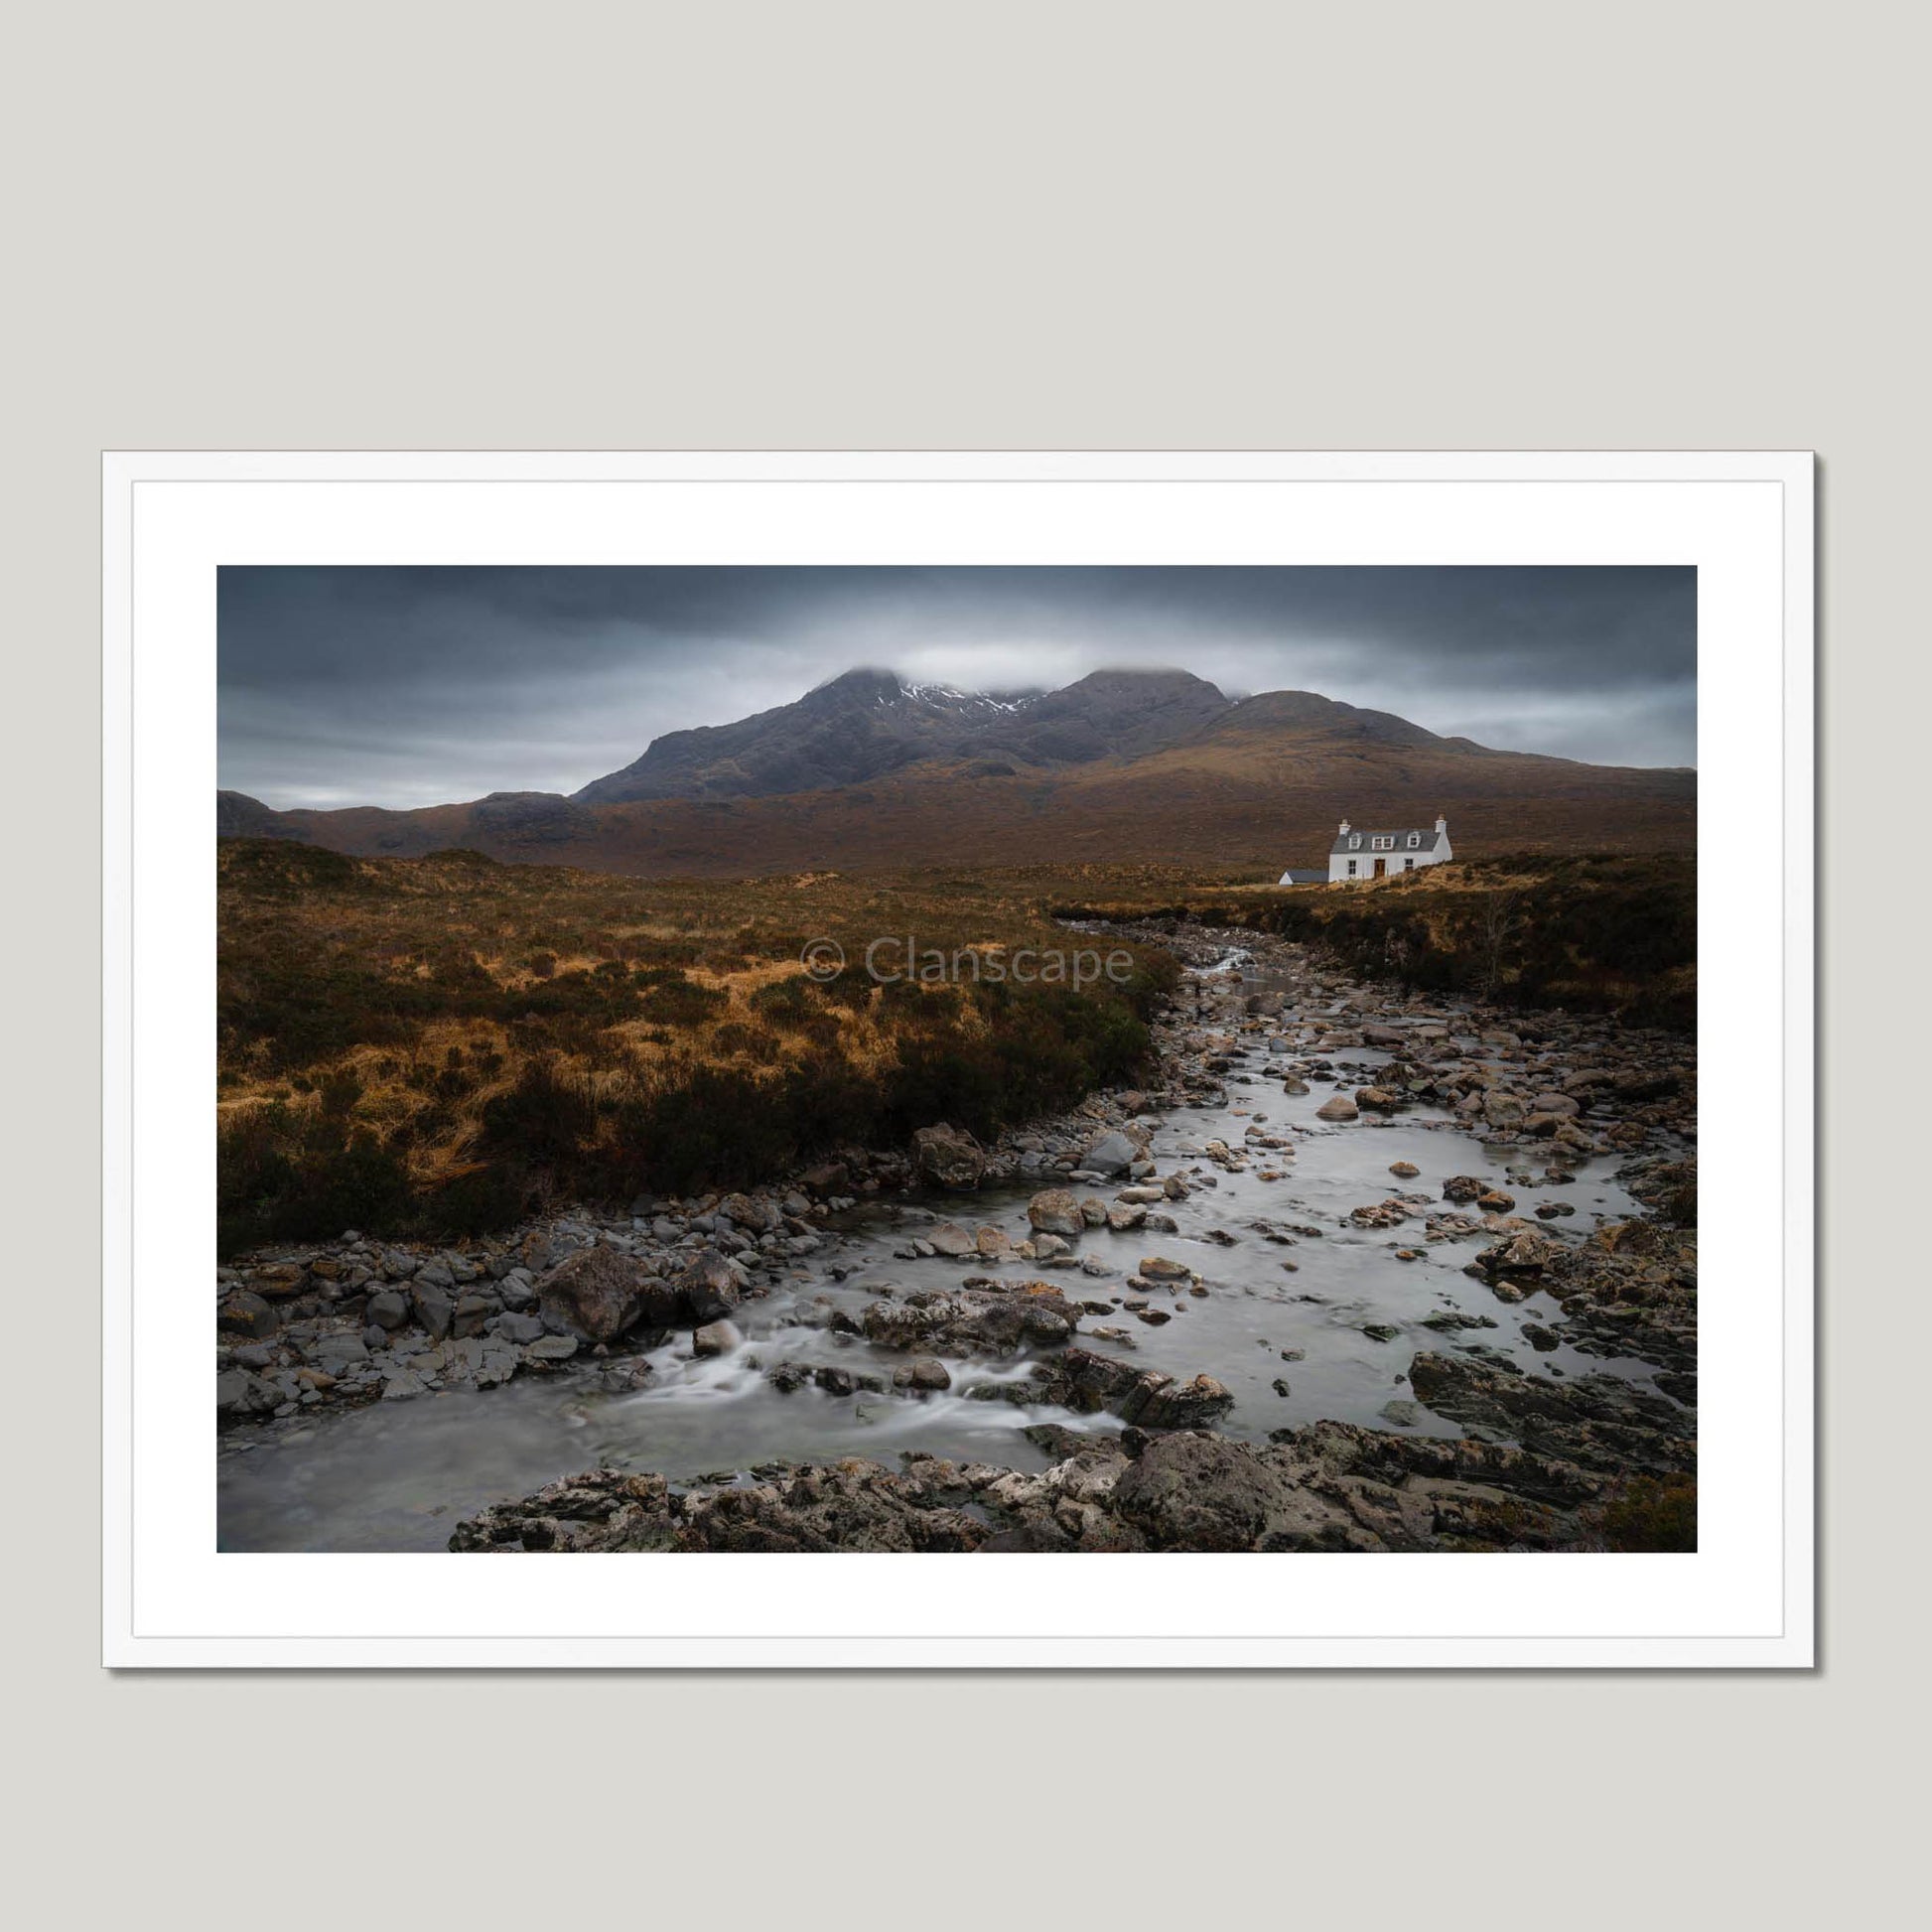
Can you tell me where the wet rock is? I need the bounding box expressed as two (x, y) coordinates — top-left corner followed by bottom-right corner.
(692, 1320), (741, 1358)
(1388, 1161), (1421, 1178)
(1026, 1189), (1084, 1236)
(1139, 1256), (1193, 1283)
(913, 1123), (986, 1190)
(1408, 1351), (1693, 1476)
(860, 1283), (1079, 1353)
(1079, 1130), (1140, 1176)
(1477, 1229), (1564, 1276)
(669, 1247), (743, 1325)
(525, 1334), (579, 1363)
(1315, 1094), (1359, 1122)
(1442, 1174), (1486, 1202)
(1119, 1373), (1234, 1430)
(1110, 1433), (1350, 1552)
(929, 1221), (975, 1257)
(537, 1246), (651, 1341)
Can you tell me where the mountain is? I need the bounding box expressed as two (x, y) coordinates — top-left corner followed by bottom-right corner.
(572, 664), (1230, 802)
(218, 667), (1695, 876)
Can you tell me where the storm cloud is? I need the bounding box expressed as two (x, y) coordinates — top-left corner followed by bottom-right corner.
(218, 566), (1696, 809)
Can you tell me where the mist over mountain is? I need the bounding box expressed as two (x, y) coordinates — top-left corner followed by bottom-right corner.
(572, 665), (1234, 803)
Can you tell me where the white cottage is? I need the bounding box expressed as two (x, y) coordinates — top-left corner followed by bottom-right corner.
(1324, 815), (1451, 884)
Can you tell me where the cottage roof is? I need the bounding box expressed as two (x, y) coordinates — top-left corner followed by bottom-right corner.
(1330, 825), (1448, 856)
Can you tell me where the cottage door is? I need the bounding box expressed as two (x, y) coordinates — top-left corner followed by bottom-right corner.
(1373, 858), (1387, 878)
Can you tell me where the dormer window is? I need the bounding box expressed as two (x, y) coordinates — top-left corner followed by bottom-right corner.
(1407, 833), (1420, 847)
(1371, 835), (1393, 850)
(1348, 835), (1360, 849)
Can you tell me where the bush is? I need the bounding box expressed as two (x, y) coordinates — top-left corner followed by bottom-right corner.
(1602, 1477), (1698, 1552)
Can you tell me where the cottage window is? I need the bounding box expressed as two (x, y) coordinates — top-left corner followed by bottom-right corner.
(1346, 859), (1357, 877)
(1407, 833), (1420, 847)
(1371, 835), (1393, 850)
(1348, 835), (1360, 849)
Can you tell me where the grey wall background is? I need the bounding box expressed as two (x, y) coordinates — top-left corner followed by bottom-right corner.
(8, 2), (1914, 1926)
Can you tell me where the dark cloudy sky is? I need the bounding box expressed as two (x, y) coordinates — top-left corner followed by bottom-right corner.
(218, 566), (1697, 809)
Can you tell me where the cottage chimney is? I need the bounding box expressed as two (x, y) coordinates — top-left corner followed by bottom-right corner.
(1435, 815), (1447, 834)
(1338, 818), (1350, 835)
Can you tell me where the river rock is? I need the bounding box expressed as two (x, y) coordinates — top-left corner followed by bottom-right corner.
(912, 1123), (986, 1190)
(860, 1283), (1078, 1353)
(692, 1320), (741, 1358)
(929, 1221), (975, 1257)
(1118, 1372), (1234, 1430)
(1027, 1189), (1084, 1236)
(537, 1246), (651, 1341)
(1477, 1229), (1564, 1275)
(1079, 1130), (1140, 1175)
(1139, 1256), (1193, 1283)
(671, 1247), (743, 1325)
(214, 1368), (280, 1417)
(365, 1289), (408, 1330)
(217, 1289), (279, 1340)
(1315, 1094), (1358, 1121)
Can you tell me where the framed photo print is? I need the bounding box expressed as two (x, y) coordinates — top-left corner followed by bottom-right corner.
(102, 450), (1814, 1667)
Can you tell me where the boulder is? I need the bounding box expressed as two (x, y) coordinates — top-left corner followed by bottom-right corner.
(1079, 1130), (1140, 1176)
(670, 1247), (742, 1325)
(929, 1221), (975, 1258)
(1139, 1256), (1193, 1283)
(1027, 1188), (1084, 1236)
(1118, 1372), (1234, 1431)
(1477, 1229), (1564, 1276)
(691, 1320), (741, 1359)
(216, 1289), (279, 1340)
(860, 1283), (1079, 1353)
(1315, 1094), (1359, 1122)
(365, 1289), (409, 1330)
(536, 1246), (651, 1342)
(249, 1261), (309, 1300)
(912, 1123), (986, 1190)
(410, 1281), (454, 1340)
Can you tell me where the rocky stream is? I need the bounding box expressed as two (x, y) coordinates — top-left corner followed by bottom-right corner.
(216, 924), (1697, 1553)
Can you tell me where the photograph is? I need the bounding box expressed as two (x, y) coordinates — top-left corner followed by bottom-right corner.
(211, 560), (1703, 1558)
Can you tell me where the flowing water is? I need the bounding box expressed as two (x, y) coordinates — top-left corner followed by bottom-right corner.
(218, 956), (1668, 1551)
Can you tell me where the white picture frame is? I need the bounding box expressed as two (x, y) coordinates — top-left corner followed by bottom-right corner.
(102, 450), (1814, 1669)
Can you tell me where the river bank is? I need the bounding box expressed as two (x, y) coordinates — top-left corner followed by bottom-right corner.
(217, 921), (1697, 1552)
